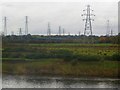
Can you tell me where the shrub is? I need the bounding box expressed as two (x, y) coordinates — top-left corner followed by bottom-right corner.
(74, 54), (100, 61)
(51, 49), (73, 58)
(112, 53), (120, 61)
(104, 53), (120, 61)
(25, 53), (48, 59)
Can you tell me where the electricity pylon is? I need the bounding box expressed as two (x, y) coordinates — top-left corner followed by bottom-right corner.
(81, 5), (95, 36)
(110, 29), (113, 36)
(59, 26), (61, 36)
(47, 22), (51, 36)
(78, 31), (81, 36)
(63, 28), (65, 36)
(19, 28), (22, 36)
(4, 16), (7, 36)
(25, 16), (28, 35)
(11, 31), (14, 36)
(106, 20), (110, 36)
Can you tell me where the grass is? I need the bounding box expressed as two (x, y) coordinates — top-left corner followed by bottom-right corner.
(2, 43), (120, 77)
(2, 59), (119, 77)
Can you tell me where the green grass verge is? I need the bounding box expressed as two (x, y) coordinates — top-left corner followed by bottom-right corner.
(2, 43), (120, 77)
(2, 58), (119, 78)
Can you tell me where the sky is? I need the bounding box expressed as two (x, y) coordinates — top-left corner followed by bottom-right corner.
(1, 1), (118, 36)
(0, 1), (119, 90)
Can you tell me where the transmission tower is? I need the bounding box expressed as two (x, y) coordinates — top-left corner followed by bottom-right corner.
(82, 5), (95, 36)
(4, 17), (7, 36)
(79, 31), (81, 36)
(59, 26), (61, 36)
(47, 22), (51, 36)
(68, 32), (70, 36)
(11, 31), (14, 36)
(106, 20), (110, 36)
(19, 28), (22, 36)
(63, 28), (65, 36)
(111, 29), (113, 36)
(25, 16), (28, 35)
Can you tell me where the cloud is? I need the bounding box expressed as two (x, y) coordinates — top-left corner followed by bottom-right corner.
(2, 2), (118, 36)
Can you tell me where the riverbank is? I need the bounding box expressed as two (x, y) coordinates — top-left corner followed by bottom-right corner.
(2, 59), (119, 78)
(3, 74), (120, 88)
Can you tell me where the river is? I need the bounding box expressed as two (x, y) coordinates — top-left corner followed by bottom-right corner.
(2, 75), (120, 88)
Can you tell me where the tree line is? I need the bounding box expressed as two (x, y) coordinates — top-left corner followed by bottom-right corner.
(2, 33), (120, 44)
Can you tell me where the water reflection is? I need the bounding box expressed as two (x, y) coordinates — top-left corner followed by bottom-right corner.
(2, 75), (120, 88)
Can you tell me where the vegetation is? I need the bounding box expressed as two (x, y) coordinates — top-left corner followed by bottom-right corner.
(2, 42), (120, 78)
(3, 59), (119, 77)
(2, 33), (120, 44)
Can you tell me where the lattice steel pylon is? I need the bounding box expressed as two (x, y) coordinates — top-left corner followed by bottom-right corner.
(47, 22), (51, 36)
(106, 20), (110, 36)
(63, 28), (65, 36)
(19, 28), (22, 36)
(81, 5), (95, 36)
(4, 16), (7, 36)
(25, 16), (28, 35)
(59, 26), (61, 36)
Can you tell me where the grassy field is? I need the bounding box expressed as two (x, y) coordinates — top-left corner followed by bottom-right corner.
(2, 43), (120, 78)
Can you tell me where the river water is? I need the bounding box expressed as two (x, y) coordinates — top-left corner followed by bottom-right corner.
(2, 75), (120, 88)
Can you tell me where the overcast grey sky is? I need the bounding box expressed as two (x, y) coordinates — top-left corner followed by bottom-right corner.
(2, 2), (118, 36)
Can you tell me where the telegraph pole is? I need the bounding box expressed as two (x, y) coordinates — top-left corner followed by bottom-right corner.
(82, 5), (95, 36)
(47, 22), (51, 36)
(25, 16), (28, 35)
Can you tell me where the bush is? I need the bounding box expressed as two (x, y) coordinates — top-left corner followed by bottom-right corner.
(25, 49), (74, 59)
(104, 53), (120, 61)
(112, 53), (120, 61)
(51, 49), (73, 59)
(74, 54), (100, 61)
(2, 52), (22, 58)
(25, 53), (48, 59)
(3, 47), (26, 52)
